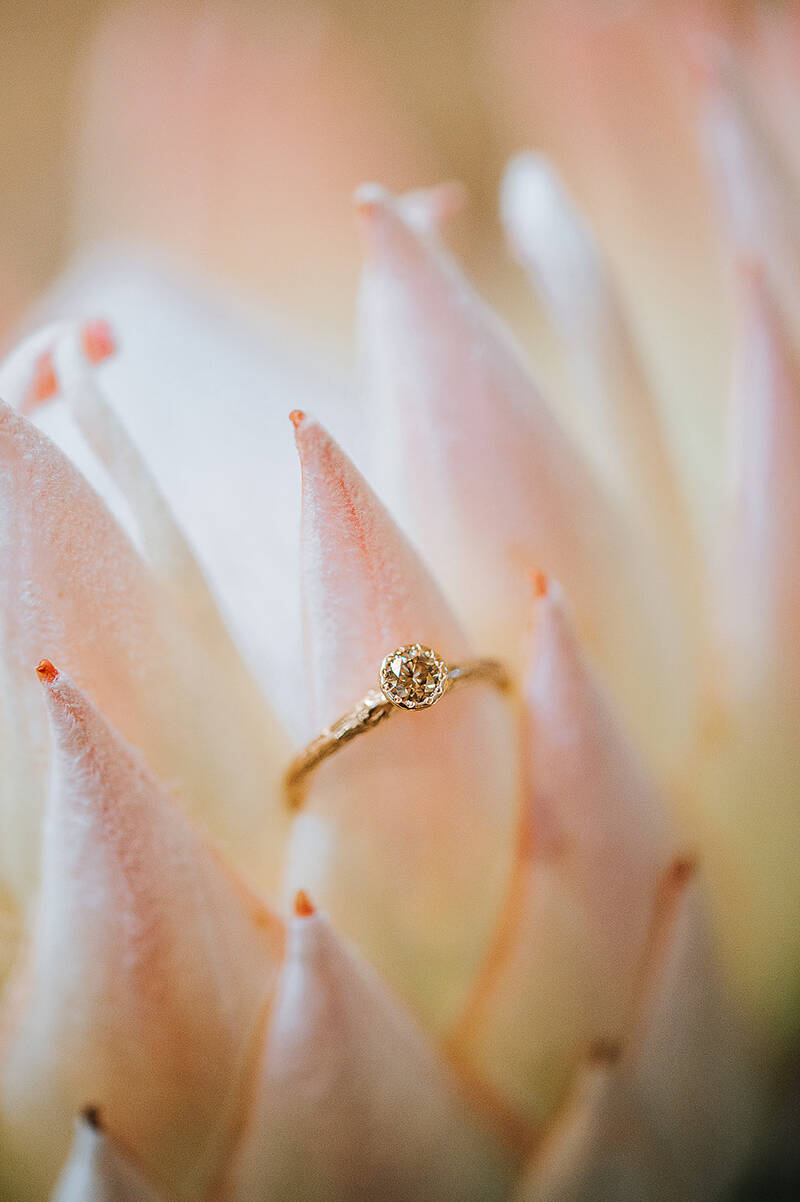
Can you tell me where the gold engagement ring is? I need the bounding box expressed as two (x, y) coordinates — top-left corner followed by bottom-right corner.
(284, 643), (510, 811)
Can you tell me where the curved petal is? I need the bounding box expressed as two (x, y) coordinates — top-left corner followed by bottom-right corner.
(0, 400), (289, 906)
(355, 184), (688, 770)
(0, 667), (283, 1202)
(228, 901), (516, 1202)
(283, 414), (518, 1031)
(500, 153), (697, 588)
(514, 862), (763, 1202)
(51, 1112), (168, 1202)
(696, 34), (800, 340)
(690, 264), (800, 1040)
(455, 580), (671, 1121)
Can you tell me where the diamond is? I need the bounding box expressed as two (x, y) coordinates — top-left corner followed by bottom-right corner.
(379, 644), (447, 710)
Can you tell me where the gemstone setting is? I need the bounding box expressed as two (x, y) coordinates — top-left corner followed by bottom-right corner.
(379, 644), (448, 710)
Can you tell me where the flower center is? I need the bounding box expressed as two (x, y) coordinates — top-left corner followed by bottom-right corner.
(379, 644), (447, 709)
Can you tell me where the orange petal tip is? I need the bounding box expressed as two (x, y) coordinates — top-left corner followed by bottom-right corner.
(24, 351), (58, 412)
(36, 658), (58, 684)
(669, 855), (698, 887)
(353, 182), (389, 221)
(81, 1105), (102, 1131)
(289, 410), (306, 430)
(294, 889), (315, 918)
(529, 569), (549, 599)
(82, 320), (116, 364)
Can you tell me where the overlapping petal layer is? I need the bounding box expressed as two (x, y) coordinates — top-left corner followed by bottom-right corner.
(283, 414), (518, 1031)
(0, 668), (283, 1201)
(355, 185), (689, 772)
(455, 581), (671, 1120)
(0, 399), (289, 911)
(229, 902), (515, 1202)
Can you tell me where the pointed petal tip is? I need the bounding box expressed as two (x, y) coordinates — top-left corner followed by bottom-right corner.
(80, 1105), (103, 1132)
(81, 320), (116, 365)
(529, 569), (549, 600)
(353, 181), (391, 221)
(22, 350), (59, 414)
(587, 1038), (623, 1066)
(36, 658), (59, 685)
(293, 889), (316, 918)
(669, 855), (699, 887)
(289, 409), (307, 431)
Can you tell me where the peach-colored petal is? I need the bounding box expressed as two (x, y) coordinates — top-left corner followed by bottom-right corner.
(35, 251), (350, 733)
(514, 863), (762, 1202)
(500, 153), (696, 584)
(283, 415), (518, 1031)
(455, 582), (671, 1120)
(696, 34), (800, 340)
(51, 1112), (168, 1202)
(685, 265), (800, 1040)
(229, 906), (515, 1202)
(0, 668), (283, 1202)
(720, 265), (800, 696)
(355, 184), (687, 772)
(0, 399), (289, 905)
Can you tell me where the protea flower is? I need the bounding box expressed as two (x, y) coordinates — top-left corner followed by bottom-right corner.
(0, 3), (797, 1201)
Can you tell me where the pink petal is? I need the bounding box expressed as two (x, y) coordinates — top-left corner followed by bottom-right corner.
(0, 401), (289, 905)
(695, 34), (800, 338)
(720, 265), (800, 695)
(500, 153), (696, 583)
(355, 185), (687, 770)
(455, 581), (671, 1120)
(228, 902), (516, 1202)
(514, 863), (763, 1201)
(51, 1111), (167, 1202)
(0, 668), (283, 1201)
(284, 414), (518, 1031)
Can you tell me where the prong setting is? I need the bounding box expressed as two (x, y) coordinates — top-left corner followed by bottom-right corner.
(379, 644), (448, 710)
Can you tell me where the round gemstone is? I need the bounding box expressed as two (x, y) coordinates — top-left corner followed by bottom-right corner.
(379, 644), (447, 709)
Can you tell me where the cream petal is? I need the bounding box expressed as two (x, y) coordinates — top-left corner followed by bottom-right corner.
(686, 265), (800, 1039)
(0, 400), (289, 904)
(500, 154), (696, 579)
(455, 581), (671, 1121)
(355, 184), (688, 771)
(0, 667), (283, 1202)
(719, 265), (800, 696)
(51, 1112), (168, 1202)
(229, 903), (516, 1202)
(514, 862), (763, 1202)
(696, 35), (800, 340)
(283, 414), (518, 1031)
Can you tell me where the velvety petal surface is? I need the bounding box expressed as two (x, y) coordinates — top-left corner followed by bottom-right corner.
(355, 184), (688, 772)
(229, 903), (516, 1202)
(455, 581), (671, 1121)
(0, 399), (289, 905)
(0, 668), (283, 1201)
(283, 414), (518, 1031)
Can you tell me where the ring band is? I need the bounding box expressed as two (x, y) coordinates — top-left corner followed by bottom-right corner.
(284, 643), (510, 811)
